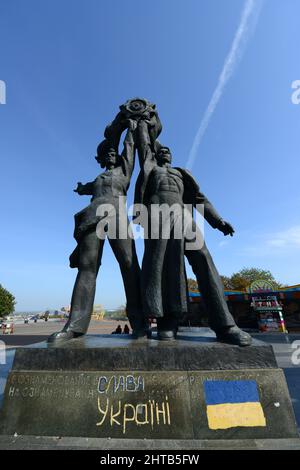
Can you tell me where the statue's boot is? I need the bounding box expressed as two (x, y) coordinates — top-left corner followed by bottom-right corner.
(157, 316), (178, 341)
(132, 328), (152, 340)
(157, 330), (175, 341)
(130, 317), (152, 339)
(215, 325), (252, 347)
(47, 329), (84, 343)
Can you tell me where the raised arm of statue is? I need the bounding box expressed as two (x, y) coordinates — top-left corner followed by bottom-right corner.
(136, 119), (157, 172)
(120, 119), (137, 181)
(133, 119), (158, 209)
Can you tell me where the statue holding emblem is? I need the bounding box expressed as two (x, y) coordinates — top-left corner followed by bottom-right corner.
(49, 98), (251, 347)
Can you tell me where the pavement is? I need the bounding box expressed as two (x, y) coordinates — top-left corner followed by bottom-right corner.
(1, 436), (300, 450)
(0, 319), (132, 409)
(0, 324), (299, 449)
(0, 319), (129, 348)
(251, 332), (300, 432)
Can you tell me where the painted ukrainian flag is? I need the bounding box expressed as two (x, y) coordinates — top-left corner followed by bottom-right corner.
(204, 380), (266, 430)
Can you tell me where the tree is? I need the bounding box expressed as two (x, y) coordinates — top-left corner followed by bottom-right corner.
(104, 305), (127, 320)
(0, 284), (16, 318)
(223, 268), (284, 291)
(220, 275), (233, 290)
(112, 305), (127, 320)
(188, 268), (284, 293)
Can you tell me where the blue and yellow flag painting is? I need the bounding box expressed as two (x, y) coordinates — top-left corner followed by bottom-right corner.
(204, 380), (266, 430)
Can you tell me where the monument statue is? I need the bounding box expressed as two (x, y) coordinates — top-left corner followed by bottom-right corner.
(49, 98), (251, 346)
(7, 98), (298, 446)
(134, 119), (251, 345)
(48, 113), (151, 342)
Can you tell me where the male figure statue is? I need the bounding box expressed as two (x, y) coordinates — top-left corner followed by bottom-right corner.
(49, 119), (147, 342)
(135, 119), (252, 346)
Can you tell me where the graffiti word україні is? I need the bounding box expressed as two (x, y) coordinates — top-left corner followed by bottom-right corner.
(96, 396), (171, 434)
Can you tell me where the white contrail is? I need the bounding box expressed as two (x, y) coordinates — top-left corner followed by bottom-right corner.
(186, 0), (263, 170)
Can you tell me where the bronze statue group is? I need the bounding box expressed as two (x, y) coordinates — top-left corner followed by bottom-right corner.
(49, 99), (251, 346)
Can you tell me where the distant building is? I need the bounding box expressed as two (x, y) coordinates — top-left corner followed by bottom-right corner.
(92, 304), (105, 320)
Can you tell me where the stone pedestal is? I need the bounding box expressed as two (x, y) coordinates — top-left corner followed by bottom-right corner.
(0, 331), (298, 442)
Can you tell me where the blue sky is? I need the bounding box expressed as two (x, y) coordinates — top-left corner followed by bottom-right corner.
(0, 0), (299, 311)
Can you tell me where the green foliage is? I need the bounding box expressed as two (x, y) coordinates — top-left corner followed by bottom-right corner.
(220, 275), (233, 290)
(105, 305), (127, 320)
(189, 268), (284, 293)
(0, 284), (16, 318)
(222, 268), (284, 291)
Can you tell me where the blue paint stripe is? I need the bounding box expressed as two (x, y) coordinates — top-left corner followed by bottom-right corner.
(204, 380), (260, 405)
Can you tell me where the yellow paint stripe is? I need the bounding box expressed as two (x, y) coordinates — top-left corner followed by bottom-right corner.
(206, 402), (266, 430)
